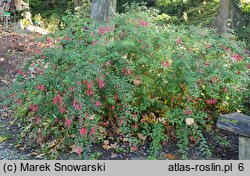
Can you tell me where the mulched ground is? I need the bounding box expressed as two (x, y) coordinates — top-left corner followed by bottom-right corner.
(0, 26), (239, 160)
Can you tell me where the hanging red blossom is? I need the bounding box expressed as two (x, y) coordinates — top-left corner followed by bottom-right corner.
(30, 104), (39, 112)
(80, 127), (87, 136)
(65, 118), (72, 129)
(96, 78), (104, 89)
(95, 101), (101, 107)
(37, 84), (45, 91)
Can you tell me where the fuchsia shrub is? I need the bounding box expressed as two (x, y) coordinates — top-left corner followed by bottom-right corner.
(2, 10), (249, 159)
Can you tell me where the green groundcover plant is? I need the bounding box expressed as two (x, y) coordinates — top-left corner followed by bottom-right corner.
(2, 8), (249, 159)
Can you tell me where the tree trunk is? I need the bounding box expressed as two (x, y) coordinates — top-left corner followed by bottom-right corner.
(14, 0), (22, 11)
(91, 0), (116, 22)
(213, 0), (245, 33)
(73, 0), (84, 8)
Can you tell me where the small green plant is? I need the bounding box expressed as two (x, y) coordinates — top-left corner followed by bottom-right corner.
(90, 152), (102, 160)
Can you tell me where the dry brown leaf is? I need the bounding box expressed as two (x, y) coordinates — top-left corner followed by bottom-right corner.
(164, 153), (176, 160)
(138, 133), (147, 141)
(98, 126), (107, 134)
(103, 140), (109, 145)
(110, 142), (118, 149)
(123, 138), (129, 142)
(110, 153), (118, 158)
(30, 152), (38, 157)
(133, 80), (142, 86)
(115, 128), (121, 135)
(88, 114), (95, 120)
(102, 144), (111, 150)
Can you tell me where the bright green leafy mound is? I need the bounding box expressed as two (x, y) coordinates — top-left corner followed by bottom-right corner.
(3, 10), (249, 159)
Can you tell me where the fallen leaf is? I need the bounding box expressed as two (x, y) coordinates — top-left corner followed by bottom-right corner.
(88, 114), (95, 120)
(123, 138), (129, 142)
(110, 142), (118, 149)
(138, 133), (147, 141)
(20, 145), (26, 151)
(115, 128), (121, 135)
(103, 140), (109, 145)
(110, 153), (118, 158)
(31, 152), (38, 157)
(98, 126), (107, 134)
(133, 79), (142, 86)
(35, 154), (45, 159)
(0, 136), (8, 142)
(163, 153), (175, 160)
(102, 144), (111, 150)
(71, 145), (83, 155)
(15, 144), (21, 148)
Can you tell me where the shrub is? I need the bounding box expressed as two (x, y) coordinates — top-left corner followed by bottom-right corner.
(2, 8), (249, 159)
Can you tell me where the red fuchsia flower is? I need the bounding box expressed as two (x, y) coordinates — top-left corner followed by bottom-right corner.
(84, 80), (94, 96)
(171, 96), (175, 103)
(73, 99), (82, 110)
(247, 64), (250, 69)
(127, 69), (132, 75)
(91, 127), (96, 134)
(112, 105), (115, 111)
(17, 99), (23, 105)
(223, 87), (227, 93)
(96, 78), (104, 89)
(53, 93), (62, 105)
(203, 62), (209, 67)
(59, 105), (66, 114)
(98, 26), (113, 35)
(46, 37), (53, 47)
(197, 79), (202, 86)
(222, 45), (231, 52)
(92, 40), (98, 46)
(140, 20), (149, 27)
(17, 69), (24, 76)
(122, 68), (132, 75)
(11, 93), (16, 99)
(161, 61), (170, 67)
(31, 61), (35, 67)
(231, 54), (243, 62)
(133, 113), (137, 119)
(131, 146), (137, 152)
(35, 116), (41, 124)
(36, 49), (41, 54)
(77, 81), (81, 85)
(114, 94), (118, 101)
(95, 101), (101, 107)
(42, 54), (45, 59)
(30, 104), (39, 112)
(53, 64), (57, 71)
(184, 109), (193, 116)
(37, 84), (45, 91)
(206, 98), (217, 105)
(56, 38), (60, 43)
(211, 77), (217, 84)
(65, 118), (72, 129)
(120, 119), (123, 125)
(70, 87), (74, 92)
(80, 127), (87, 136)
(76, 147), (83, 155)
(132, 123), (138, 130)
(54, 118), (59, 123)
(176, 37), (182, 45)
